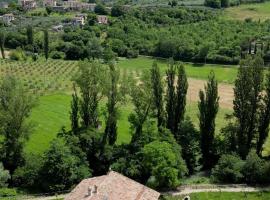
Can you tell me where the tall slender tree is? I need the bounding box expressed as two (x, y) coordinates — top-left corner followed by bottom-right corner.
(233, 56), (263, 158)
(257, 69), (270, 156)
(70, 84), (79, 134)
(129, 73), (152, 143)
(26, 25), (33, 46)
(165, 60), (188, 136)
(0, 31), (5, 59)
(166, 60), (176, 132)
(173, 64), (188, 134)
(43, 29), (49, 60)
(0, 76), (35, 174)
(150, 61), (164, 128)
(75, 60), (105, 128)
(104, 63), (119, 145)
(198, 71), (219, 169)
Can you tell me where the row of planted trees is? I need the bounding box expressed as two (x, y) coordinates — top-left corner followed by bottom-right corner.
(1, 54), (270, 194)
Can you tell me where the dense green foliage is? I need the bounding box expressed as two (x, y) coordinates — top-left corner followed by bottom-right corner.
(4, 6), (270, 65)
(199, 72), (219, 169)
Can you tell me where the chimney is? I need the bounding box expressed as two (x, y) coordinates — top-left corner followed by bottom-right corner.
(92, 185), (98, 194)
(87, 186), (92, 197)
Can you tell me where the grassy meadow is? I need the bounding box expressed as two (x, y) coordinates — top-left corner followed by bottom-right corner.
(117, 57), (238, 84)
(2, 56), (269, 156)
(166, 191), (270, 200)
(25, 93), (232, 155)
(225, 1), (270, 21)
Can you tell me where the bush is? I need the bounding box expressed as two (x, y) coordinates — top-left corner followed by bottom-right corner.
(142, 140), (187, 189)
(0, 163), (10, 187)
(39, 139), (91, 192)
(211, 154), (244, 183)
(242, 151), (265, 184)
(50, 51), (65, 59)
(13, 154), (43, 189)
(0, 188), (16, 197)
(9, 48), (27, 61)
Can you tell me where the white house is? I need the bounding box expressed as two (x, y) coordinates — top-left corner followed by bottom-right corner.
(18, 0), (37, 9)
(0, 14), (15, 25)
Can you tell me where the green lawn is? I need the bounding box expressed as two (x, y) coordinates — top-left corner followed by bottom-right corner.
(225, 1), (270, 21)
(166, 191), (270, 200)
(117, 57), (238, 84)
(25, 93), (232, 155)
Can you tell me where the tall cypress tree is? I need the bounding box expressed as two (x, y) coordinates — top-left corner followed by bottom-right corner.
(257, 69), (270, 156)
(104, 64), (119, 145)
(173, 64), (188, 134)
(198, 71), (219, 169)
(43, 29), (49, 60)
(26, 25), (33, 46)
(166, 60), (176, 132)
(70, 84), (79, 134)
(0, 31), (5, 59)
(150, 61), (164, 128)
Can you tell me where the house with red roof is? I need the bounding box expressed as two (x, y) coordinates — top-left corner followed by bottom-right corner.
(65, 171), (160, 200)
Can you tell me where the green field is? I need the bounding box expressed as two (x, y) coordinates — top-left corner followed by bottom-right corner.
(3, 57), (269, 156)
(118, 57), (238, 84)
(166, 191), (270, 200)
(25, 93), (232, 155)
(225, 1), (270, 21)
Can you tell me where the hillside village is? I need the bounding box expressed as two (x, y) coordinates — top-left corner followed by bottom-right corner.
(0, 0), (108, 28)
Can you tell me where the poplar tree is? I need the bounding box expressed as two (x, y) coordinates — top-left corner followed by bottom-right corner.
(233, 56), (263, 158)
(0, 31), (5, 59)
(43, 29), (49, 60)
(75, 60), (105, 128)
(173, 64), (188, 134)
(104, 64), (119, 145)
(150, 61), (164, 128)
(257, 69), (270, 156)
(198, 71), (219, 169)
(70, 84), (79, 133)
(166, 60), (176, 132)
(26, 25), (33, 46)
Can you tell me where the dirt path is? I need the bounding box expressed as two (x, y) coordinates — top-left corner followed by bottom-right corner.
(187, 78), (234, 109)
(167, 184), (270, 196)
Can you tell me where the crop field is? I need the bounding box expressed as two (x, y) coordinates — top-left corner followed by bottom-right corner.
(225, 2), (270, 21)
(0, 59), (78, 95)
(1, 57), (269, 156)
(166, 191), (270, 200)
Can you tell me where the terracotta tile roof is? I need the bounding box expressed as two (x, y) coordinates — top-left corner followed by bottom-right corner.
(65, 171), (160, 200)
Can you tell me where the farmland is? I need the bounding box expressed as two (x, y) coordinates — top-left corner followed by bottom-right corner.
(2, 57), (270, 157)
(225, 1), (270, 21)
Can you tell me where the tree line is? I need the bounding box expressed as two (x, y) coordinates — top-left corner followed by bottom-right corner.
(4, 6), (270, 65)
(1, 54), (270, 193)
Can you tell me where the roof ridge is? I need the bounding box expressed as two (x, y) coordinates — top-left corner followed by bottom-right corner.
(108, 171), (159, 195)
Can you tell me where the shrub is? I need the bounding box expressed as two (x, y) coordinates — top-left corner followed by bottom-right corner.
(50, 51), (64, 59)
(242, 151), (265, 184)
(13, 154), (43, 189)
(211, 154), (244, 183)
(142, 140), (187, 189)
(0, 188), (16, 197)
(39, 139), (91, 192)
(0, 163), (10, 187)
(9, 48), (27, 61)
